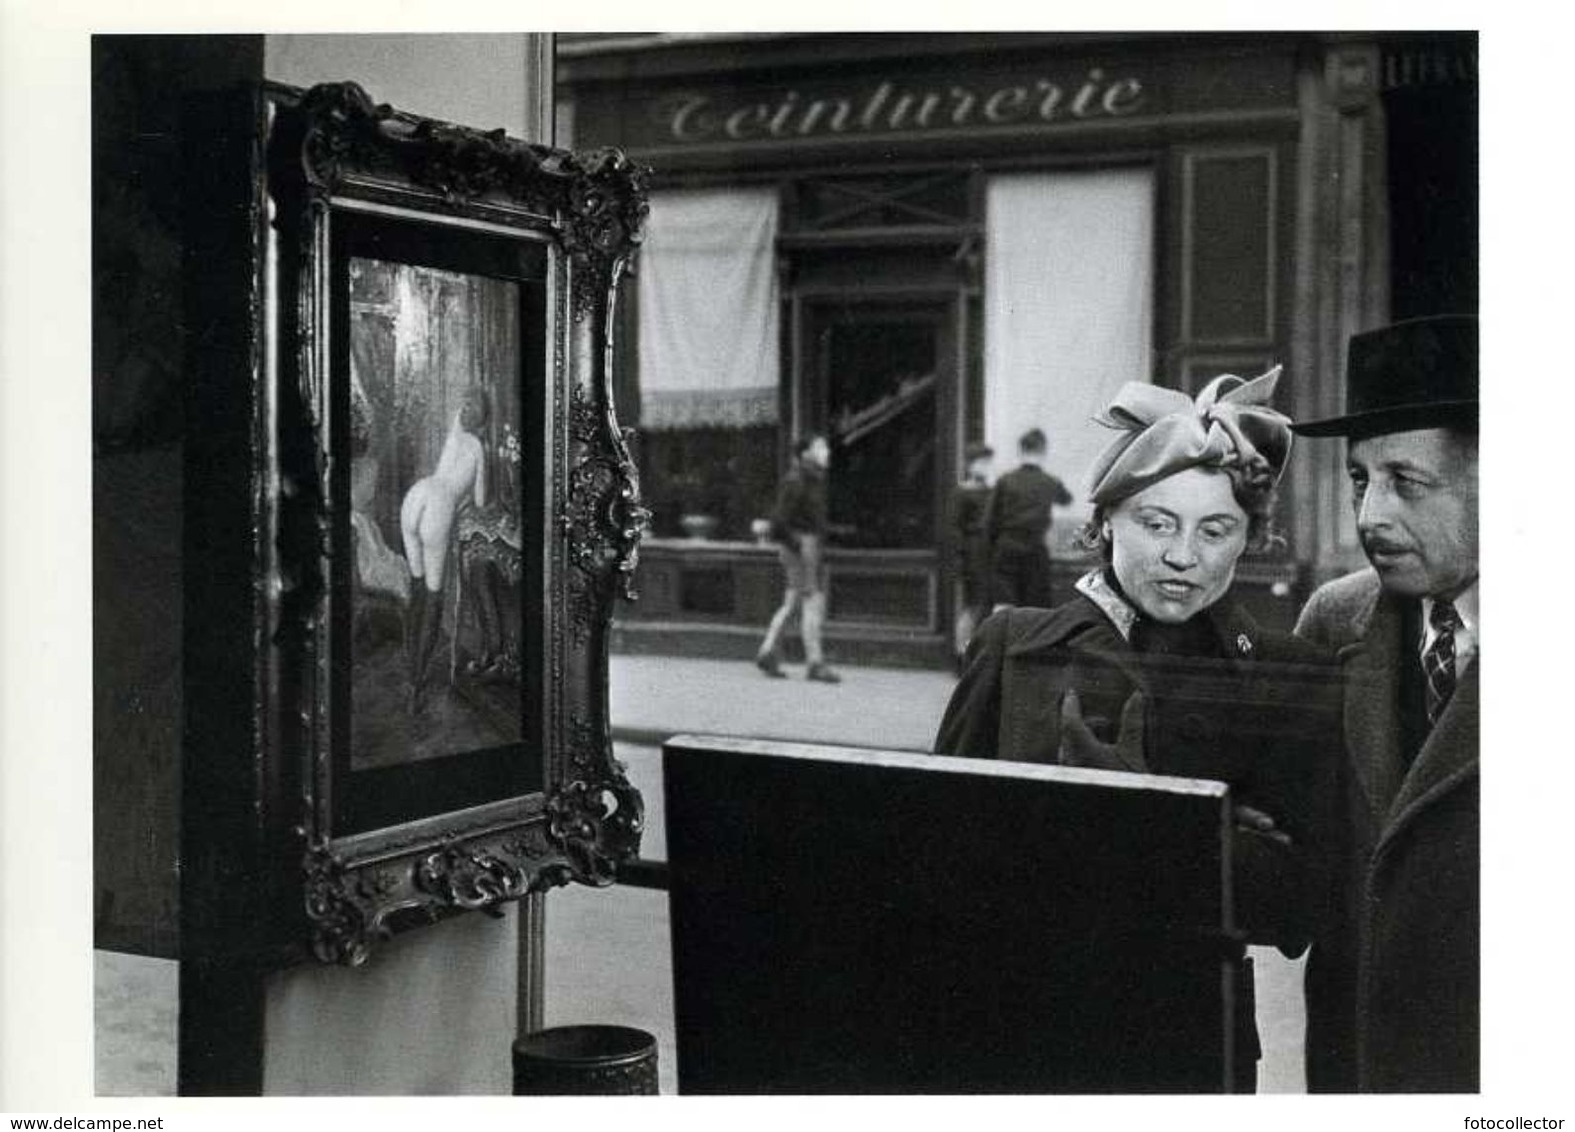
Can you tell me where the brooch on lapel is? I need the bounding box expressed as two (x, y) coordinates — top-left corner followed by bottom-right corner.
(1235, 633), (1253, 656)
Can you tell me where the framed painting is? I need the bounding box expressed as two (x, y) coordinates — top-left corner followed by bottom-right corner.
(265, 82), (650, 964)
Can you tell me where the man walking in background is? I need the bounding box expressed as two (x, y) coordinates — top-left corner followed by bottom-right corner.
(1293, 314), (1479, 1092)
(756, 434), (842, 683)
(986, 427), (1072, 610)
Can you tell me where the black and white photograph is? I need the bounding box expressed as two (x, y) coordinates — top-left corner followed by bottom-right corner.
(1, 8), (1568, 1127)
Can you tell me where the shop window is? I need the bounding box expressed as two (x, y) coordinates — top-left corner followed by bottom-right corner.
(984, 168), (1155, 511)
(1380, 33), (1477, 318)
(814, 305), (943, 550)
(634, 425), (780, 541)
(634, 188), (782, 540)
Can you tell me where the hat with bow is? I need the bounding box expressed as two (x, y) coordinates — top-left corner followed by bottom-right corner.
(1086, 368), (1293, 507)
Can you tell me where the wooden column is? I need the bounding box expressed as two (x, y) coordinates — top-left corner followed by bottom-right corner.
(1289, 40), (1390, 585)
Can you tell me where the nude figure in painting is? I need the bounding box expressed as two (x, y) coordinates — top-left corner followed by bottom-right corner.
(401, 386), (489, 712)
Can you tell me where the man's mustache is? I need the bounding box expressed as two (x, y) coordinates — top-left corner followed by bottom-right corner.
(1361, 535), (1412, 555)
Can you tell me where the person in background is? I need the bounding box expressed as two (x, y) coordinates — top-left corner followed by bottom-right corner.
(935, 368), (1341, 1092)
(949, 441), (996, 673)
(755, 434), (842, 684)
(1292, 315), (1479, 1093)
(986, 427), (1073, 609)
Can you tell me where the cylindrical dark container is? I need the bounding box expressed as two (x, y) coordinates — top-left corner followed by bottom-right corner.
(512, 1025), (659, 1095)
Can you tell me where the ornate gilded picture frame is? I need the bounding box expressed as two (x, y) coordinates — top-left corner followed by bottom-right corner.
(265, 82), (649, 965)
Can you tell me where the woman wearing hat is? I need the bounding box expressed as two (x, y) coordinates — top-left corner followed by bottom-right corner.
(934, 369), (1341, 1092)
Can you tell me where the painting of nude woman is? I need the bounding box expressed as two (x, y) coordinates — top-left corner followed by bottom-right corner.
(346, 257), (526, 771)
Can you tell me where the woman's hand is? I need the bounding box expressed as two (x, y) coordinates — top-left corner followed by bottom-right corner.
(1058, 689), (1147, 773)
(1234, 804), (1293, 849)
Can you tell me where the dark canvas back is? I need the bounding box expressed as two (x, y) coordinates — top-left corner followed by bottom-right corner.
(663, 737), (1240, 1093)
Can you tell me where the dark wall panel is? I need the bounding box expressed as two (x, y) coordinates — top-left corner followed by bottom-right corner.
(1187, 151), (1272, 344)
(93, 35), (263, 956)
(93, 446), (182, 956)
(94, 32), (268, 1094)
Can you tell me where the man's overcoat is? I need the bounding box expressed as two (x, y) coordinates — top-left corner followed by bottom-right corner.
(1296, 568), (1480, 1093)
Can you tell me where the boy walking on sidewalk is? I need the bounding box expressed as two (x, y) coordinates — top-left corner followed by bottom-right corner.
(755, 434), (842, 683)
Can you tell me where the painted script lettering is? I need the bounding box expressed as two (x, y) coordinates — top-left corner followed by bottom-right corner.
(660, 67), (1148, 145)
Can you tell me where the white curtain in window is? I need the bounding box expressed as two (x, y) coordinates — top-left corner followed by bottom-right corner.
(984, 169), (1154, 519)
(637, 188), (780, 429)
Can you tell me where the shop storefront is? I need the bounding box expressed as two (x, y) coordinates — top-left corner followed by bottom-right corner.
(557, 31), (1475, 665)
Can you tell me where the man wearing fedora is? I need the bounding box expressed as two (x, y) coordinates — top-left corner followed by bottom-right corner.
(1293, 314), (1479, 1092)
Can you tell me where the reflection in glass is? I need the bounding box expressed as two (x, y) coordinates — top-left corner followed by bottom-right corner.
(347, 258), (524, 770)
(824, 309), (939, 549)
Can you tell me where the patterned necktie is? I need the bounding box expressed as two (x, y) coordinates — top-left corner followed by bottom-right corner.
(1423, 599), (1461, 726)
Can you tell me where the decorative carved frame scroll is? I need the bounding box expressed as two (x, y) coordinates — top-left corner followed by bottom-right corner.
(266, 82), (649, 965)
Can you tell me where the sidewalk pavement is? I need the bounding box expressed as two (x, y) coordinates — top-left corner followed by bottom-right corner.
(609, 653), (957, 751)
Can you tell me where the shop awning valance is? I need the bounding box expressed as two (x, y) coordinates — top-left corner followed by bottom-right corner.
(637, 188), (781, 430)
